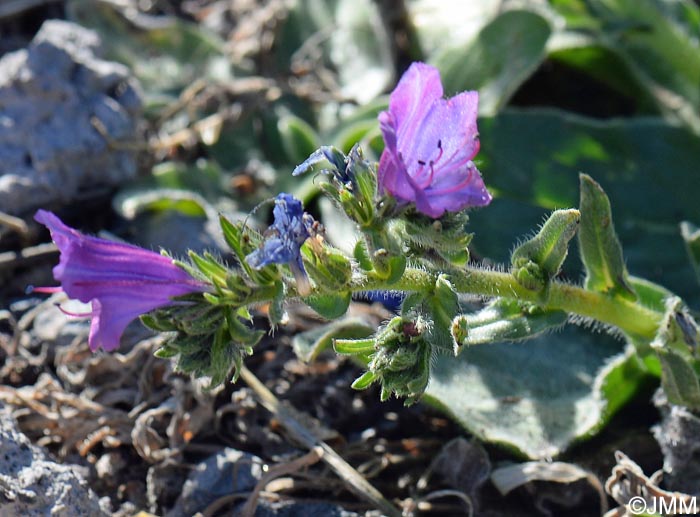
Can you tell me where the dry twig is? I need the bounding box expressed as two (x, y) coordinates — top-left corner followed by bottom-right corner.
(239, 365), (402, 517)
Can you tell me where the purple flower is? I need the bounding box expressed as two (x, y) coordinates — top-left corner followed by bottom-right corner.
(378, 62), (492, 218)
(246, 193), (315, 295)
(34, 210), (206, 352)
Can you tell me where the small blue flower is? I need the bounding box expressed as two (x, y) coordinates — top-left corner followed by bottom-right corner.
(292, 146), (349, 183)
(362, 290), (404, 312)
(246, 193), (315, 295)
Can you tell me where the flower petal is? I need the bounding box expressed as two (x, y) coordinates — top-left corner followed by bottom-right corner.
(376, 62), (491, 218)
(245, 194), (313, 291)
(88, 279), (200, 351)
(387, 63), (443, 147)
(88, 298), (143, 352)
(36, 210), (201, 304)
(415, 162), (492, 218)
(378, 142), (414, 201)
(401, 91), (480, 184)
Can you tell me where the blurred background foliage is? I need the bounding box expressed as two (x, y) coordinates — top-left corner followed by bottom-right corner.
(54, 0), (700, 457)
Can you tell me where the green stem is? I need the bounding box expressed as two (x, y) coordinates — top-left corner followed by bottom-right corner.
(265, 261), (662, 341)
(347, 266), (662, 341)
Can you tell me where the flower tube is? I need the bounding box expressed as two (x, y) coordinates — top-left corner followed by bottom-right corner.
(34, 210), (206, 351)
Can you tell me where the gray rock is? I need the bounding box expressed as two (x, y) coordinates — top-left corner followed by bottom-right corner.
(167, 447), (360, 517)
(429, 437), (490, 497)
(652, 389), (700, 494)
(0, 19), (143, 216)
(0, 405), (109, 516)
(168, 448), (265, 517)
(248, 500), (360, 517)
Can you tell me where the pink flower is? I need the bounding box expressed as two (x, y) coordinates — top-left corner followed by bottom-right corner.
(34, 210), (206, 352)
(378, 62), (492, 218)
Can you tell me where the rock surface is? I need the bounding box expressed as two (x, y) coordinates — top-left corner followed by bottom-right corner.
(0, 404), (109, 516)
(0, 19), (143, 215)
(168, 447), (265, 516)
(167, 447), (360, 516)
(653, 389), (700, 494)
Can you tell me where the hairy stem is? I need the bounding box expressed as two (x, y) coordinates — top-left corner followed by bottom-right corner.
(347, 266), (662, 341)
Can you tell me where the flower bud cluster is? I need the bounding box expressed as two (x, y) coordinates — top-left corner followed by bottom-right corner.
(337, 316), (431, 405)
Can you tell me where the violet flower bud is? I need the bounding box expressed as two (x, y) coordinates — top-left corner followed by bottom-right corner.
(378, 62), (492, 218)
(33, 210), (207, 352)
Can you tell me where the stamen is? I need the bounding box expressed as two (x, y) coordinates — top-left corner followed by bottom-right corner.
(27, 286), (62, 294)
(430, 163), (478, 195)
(55, 303), (94, 318)
(415, 140), (445, 189)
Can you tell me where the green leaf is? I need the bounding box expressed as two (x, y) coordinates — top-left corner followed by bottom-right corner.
(225, 309), (265, 347)
(400, 275), (460, 354)
(113, 188), (212, 219)
(140, 313), (177, 332)
(434, 10), (551, 115)
(427, 275), (460, 354)
(650, 297), (700, 409)
(345, 146), (377, 224)
(209, 326), (234, 387)
(578, 174), (636, 300)
(304, 292), (352, 320)
(115, 161), (226, 209)
(402, 212), (473, 266)
(549, 0), (700, 133)
(425, 326), (649, 458)
(292, 318), (376, 362)
(219, 216), (251, 265)
(351, 371), (377, 390)
(66, 0), (228, 97)
(333, 119), (380, 154)
(681, 221), (700, 286)
(301, 242), (352, 292)
(353, 240), (374, 271)
(292, 317), (375, 362)
(154, 346), (178, 359)
(268, 281), (286, 327)
(407, 0), (502, 61)
(327, 0), (392, 103)
(655, 347), (700, 410)
(188, 251), (228, 287)
(472, 111), (700, 306)
(176, 306), (225, 336)
(629, 276), (673, 314)
(219, 216), (278, 285)
(384, 256), (408, 285)
(333, 338), (376, 355)
(278, 114), (321, 166)
(452, 299), (568, 349)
